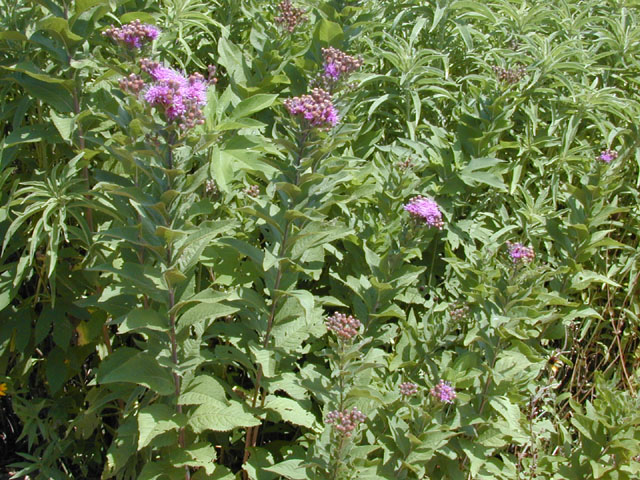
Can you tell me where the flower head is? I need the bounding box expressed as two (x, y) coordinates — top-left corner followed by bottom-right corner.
(103, 20), (160, 49)
(404, 196), (444, 229)
(326, 312), (362, 341)
(507, 241), (535, 265)
(130, 58), (208, 130)
(321, 47), (363, 81)
(430, 380), (456, 403)
(0, 383), (7, 396)
(275, 0), (308, 33)
(399, 382), (418, 397)
(326, 407), (366, 437)
(284, 88), (339, 129)
(598, 149), (618, 163)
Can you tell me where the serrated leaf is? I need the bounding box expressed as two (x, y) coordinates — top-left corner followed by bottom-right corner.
(189, 401), (259, 432)
(96, 348), (175, 395)
(138, 404), (184, 449)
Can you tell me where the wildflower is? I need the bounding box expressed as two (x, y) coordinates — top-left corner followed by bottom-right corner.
(404, 196), (444, 229)
(598, 149), (618, 163)
(205, 179), (218, 194)
(326, 407), (366, 437)
(274, 0), (308, 33)
(133, 58), (208, 130)
(492, 65), (526, 84)
(399, 382), (418, 397)
(321, 47), (363, 81)
(0, 383), (6, 396)
(430, 380), (456, 403)
(119, 74), (145, 94)
(396, 158), (412, 170)
(449, 303), (469, 322)
(326, 312), (362, 340)
(245, 185), (260, 197)
(506, 241), (535, 265)
(103, 20), (160, 49)
(207, 64), (218, 85)
(284, 88), (339, 129)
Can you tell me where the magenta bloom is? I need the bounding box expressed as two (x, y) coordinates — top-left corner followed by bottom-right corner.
(326, 407), (366, 437)
(324, 62), (340, 80)
(284, 88), (339, 128)
(598, 149), (618, 163)
(136, 59), (208, 129)
(507, 241), (535, 265)
(321, 47), (363, 81)
(103, 20), (159, 49)
(404, 196), (444, 229)
(430, 380), (456, 403)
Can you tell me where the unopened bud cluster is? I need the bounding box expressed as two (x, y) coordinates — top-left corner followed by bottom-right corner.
(205, 179), (218, 194)
(274, 0), (308, 33)
(326, 407), (366, 437)
(284, 88), (338, 129)
(244, 185), (260, 197)
(207, 65), (218, 85)
(399, 382), (418, 397)
(103, 20), (160, 49)
(492, 65), (526, 84)
(119, 74), (145, 94)
(449, 303), (469, 322)
(397, 158), (413, 170)
(598, 149), (618, 163)
(430, 380), (456, 403)
(507, 241), (535, 265)
(404, 196), (444, 229)
(325, 312), (362, 340)
(321, 47), (363, 81)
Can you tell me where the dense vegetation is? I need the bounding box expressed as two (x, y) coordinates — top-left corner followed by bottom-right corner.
(1, 0), (639, 479)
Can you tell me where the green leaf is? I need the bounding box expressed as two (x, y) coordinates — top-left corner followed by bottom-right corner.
(119, 309), (168, 333)
(138, 404), (184, 449)
(263, 459), (307, 480)
(264, 396), (317, 429)
(50, 111), (75, 142)
(313, 19), (344, 45)
(189, 401), (260, 433)
(179, 375), (228, 406)
(230, 94), (278, 119)
(4, 125), (61, 147)
(97, 348), (175, 395)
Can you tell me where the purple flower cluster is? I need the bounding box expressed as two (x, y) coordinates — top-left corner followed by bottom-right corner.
(103, 20), (160, 49)
(507, 241), (535, 265)
(399, 382), (418, 397)
(321, 47), (363, 81)
(132, 58), (208, 130)
(326, 312), (362, 341)
(598, 149), (618, 163)
(275, 0), (308, 33)
(404, 196), (444, 229)
(326, 407), (366, 437)
(284, 88), (339, 129)
(492, 65), (526, 84)
(430, 380), (456, 403)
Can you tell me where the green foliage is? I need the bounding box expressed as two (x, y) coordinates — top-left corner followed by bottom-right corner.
(1, 0), (639, 479)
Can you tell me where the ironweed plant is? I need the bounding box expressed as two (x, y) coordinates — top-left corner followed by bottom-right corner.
(0, 0), (639, 479)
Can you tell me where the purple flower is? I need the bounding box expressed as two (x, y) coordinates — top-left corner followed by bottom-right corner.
(598, 149), (618, 163)
(321, 47), (363, 81)
(430, 380), (456, 403)
(506, 241), (535, 265)
(404, 196), (444, 229)
(103, 20), (160, 49)
(134, 59), (208, 129)
(284, 88), (339, 129)
(324, 62), (340, 80)
(326, 312), (362, 341)
(399, 382), (418, 397)
(326, 407), (366, 437)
